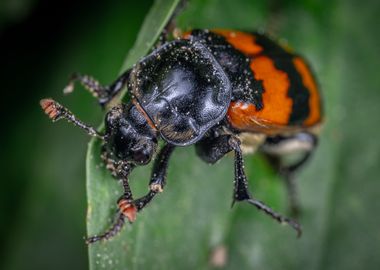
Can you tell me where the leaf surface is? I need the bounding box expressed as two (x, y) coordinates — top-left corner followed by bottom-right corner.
(86, 0), (380, 269)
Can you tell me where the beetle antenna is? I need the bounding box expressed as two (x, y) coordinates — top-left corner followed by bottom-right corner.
(40, 98), (104, 140)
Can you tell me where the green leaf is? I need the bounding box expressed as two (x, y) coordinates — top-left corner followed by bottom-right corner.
(86, 0), (180, 269)
(86, 0), (380, 270)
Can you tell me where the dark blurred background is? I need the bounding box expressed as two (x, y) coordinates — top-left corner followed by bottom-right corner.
(1, 0), (380, 269)
(0, 0), (152, 268)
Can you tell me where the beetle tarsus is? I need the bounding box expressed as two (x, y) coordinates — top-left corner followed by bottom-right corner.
(85, 213), (126, 244)
(246, 198), (302, 237)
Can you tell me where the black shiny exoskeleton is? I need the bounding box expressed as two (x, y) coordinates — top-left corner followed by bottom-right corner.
(41, 25), (320, 243)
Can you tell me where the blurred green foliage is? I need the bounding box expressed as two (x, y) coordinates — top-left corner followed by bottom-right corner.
(1, 0), (380, 269)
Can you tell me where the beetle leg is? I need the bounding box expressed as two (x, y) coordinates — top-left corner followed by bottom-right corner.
(195, 134), (234, 164)
(261, 133), (318, 217)
(148, 144), (175, 192)
(86, 155), (135, 244)
(132, 144), (175, 211)
(154, 0), (188, 48)
(40, 98), (104, 139)
(228, 136), (302, 237)
(282, 165), (302, 218)
(86, 144), (176, 244)
(63, 69), (131, 107)
(86, 189), (136, 244)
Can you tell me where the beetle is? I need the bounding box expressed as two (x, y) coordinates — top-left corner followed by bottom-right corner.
(40, 28), (322, 244)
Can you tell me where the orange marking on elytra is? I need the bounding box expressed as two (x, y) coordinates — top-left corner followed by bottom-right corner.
(293, 57), (322, 126)
(212, 30), (263, 55)
(227, 56), (293, 132)
(249, 56), (293, 125)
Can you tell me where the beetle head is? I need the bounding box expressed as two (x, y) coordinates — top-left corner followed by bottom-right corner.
(105, 103), (157, 165)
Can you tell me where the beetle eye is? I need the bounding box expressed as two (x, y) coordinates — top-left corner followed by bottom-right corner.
(131, 142), (154, 165)
(132, 149), (150, 164)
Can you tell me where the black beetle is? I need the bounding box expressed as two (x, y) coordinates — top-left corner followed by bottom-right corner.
(41, 27), (322, 243)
